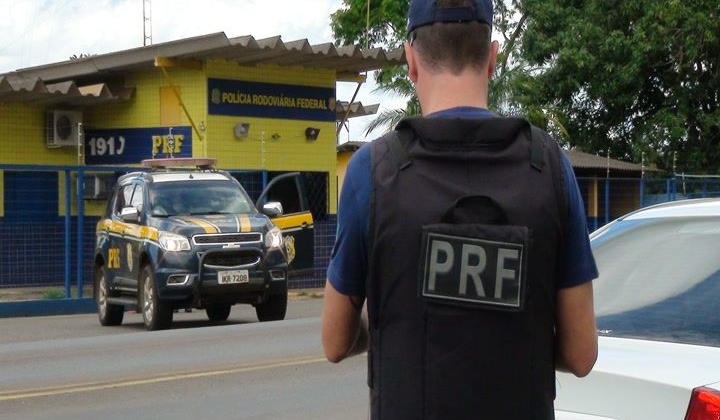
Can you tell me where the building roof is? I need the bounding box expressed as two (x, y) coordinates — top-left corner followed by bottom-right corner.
(565, 149), (655, 175)
(337, 140), (369, 153)
(0, 76), (135, 106)
(336, 142), (654, 176)
(0, 32), (405, 108)
(336, 101), (380, 120)
(1, 32), (405, 83)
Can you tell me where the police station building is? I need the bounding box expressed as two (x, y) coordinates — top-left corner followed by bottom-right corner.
(0, 32), (403, 291)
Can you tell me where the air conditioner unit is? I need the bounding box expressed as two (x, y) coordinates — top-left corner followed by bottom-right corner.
(46, 110), (83, 148)
(82, 174), (115, 200)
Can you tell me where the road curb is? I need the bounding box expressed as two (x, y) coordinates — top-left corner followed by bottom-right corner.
(0, 298), (96, 318)
(0, 288), (323, 318)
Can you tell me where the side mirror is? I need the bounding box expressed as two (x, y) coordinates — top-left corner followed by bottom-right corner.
(261, 202), (283, 218)
(120, 206), (139, 223)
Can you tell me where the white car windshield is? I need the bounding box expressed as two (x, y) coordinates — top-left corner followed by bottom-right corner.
(591, 216), (720, 347)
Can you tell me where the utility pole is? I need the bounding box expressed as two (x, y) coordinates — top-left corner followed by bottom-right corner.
(366, 0), (370, 49)
(143, 0), (152, 46)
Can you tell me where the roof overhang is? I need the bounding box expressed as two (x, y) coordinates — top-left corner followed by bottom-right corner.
(0, 76), (135, 107)
(334, 146), (659, 176)
(1, 32), (405, 86)
(337, 140), (368, 153)
(336, 101), (380, 120)
(565, 149), (660, 176)
(0, 32), (404, 108)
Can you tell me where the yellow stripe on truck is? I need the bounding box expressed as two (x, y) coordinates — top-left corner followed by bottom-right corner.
(239, 216), (252, 232)
(98, 220), (159, 241)
(179, 216), (218, 234)
(272, 212), (314, 230)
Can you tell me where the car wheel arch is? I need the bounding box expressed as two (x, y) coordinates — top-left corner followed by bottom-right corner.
(136, 252), (152, 284)
(93, 257), (105, 298)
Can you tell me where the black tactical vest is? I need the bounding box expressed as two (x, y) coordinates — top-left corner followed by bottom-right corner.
(366, 116), (567, 420)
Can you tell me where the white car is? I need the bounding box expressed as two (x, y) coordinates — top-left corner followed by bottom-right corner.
(555, 198), (720, 420)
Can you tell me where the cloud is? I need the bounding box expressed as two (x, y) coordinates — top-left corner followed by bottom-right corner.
(0, 0), (407, 141)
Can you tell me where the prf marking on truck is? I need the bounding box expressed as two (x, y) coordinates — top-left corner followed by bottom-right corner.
(108, 248), (121, 269)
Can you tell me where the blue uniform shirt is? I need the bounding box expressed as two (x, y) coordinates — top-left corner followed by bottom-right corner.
(328, 108), (598, 296)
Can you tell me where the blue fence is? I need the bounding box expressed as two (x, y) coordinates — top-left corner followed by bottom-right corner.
(2, 166), (719, 295)
(577, 176), (720, 232)
(0, 164), (333, 296)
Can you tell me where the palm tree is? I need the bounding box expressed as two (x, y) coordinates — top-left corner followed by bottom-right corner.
(355, 2), (569, 142)
(363, 66), (418, 136)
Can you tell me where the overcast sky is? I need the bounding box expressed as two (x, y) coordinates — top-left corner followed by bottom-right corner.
(0, 0), (406, 142)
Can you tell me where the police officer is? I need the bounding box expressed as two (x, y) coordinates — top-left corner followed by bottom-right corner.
(321, 0), (599, 419)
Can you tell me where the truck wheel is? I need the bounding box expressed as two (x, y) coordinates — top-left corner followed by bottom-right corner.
(140, 264), (173, 331)
(95, 266), (124, 326)
(206, 304), (232, 322)
(255, 293), (287, 322)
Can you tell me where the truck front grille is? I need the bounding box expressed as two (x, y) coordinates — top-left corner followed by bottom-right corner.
(193, 232), (262, 245)
(201, 250), (261, 269)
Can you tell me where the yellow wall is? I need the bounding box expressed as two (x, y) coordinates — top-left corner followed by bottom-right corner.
(87, 68), (206, 137)
(1, 60), (340, 215)
(611, 182), (640, 219)
(586, 178), (598, 219)
(0, 102), (84, 165)
(58, 171), (108, 217)
(337, 150), (354, 193)
(1, 102), (89, 216)
(89, 61), (339, 212)
(160, 86), (183, 126)
(205, 60), (338, 213)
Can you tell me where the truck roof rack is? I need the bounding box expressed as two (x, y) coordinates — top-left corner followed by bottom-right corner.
(141, 157), (217, 170)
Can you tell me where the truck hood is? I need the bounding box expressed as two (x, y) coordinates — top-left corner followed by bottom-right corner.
(149, 213), (271, 236)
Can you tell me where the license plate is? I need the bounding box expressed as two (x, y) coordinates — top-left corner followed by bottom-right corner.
(218, 270), (249, 284)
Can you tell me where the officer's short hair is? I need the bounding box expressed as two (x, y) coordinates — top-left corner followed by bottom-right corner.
(409, 0), (492, 74)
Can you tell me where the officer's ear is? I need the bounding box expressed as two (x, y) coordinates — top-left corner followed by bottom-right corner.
(405, 41), (419, 83)
(487, 40), (499, 79)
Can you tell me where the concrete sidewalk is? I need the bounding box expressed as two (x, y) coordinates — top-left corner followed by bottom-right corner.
(0, 286), (323, 318)
(0, 285), (93, 302)
(0, 286), (323, 302)
(0, 288), (96, 318)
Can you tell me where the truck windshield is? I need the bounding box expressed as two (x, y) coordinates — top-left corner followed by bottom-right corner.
(149, 180), (254, 216)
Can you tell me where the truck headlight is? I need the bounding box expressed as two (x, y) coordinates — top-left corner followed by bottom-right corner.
(159, 231), (191, 251)
(265, 227), (283, 249)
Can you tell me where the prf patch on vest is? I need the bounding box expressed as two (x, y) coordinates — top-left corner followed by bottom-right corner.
(419, 228), (527, 310)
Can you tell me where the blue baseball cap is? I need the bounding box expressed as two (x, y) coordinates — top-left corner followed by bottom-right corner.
(407, 0), (493, 33)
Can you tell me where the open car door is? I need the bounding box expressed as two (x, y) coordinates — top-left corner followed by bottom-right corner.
(256, 172), (314, 276)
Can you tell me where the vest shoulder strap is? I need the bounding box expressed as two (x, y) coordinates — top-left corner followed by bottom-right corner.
(530, 125), (546, 171)
(528, 124), (569, 230)
(383, 128), (413, 170)
(366, 128), (412, 330)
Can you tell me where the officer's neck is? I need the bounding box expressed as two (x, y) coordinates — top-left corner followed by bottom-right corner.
(417, 70), (489, 116)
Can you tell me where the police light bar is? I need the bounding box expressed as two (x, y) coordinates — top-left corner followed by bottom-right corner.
(141, 157), (217, 169)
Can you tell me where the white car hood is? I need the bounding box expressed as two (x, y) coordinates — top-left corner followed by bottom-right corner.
(555, 336), (720, 420)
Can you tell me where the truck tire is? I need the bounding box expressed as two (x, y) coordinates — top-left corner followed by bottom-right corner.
(206, 304), (232, 322)
(255, 292), (287, 322)
(140, 264), (173, 331)
(95, 266), (124, 326)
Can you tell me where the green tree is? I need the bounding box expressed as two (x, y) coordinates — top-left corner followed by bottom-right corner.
(331, 0), (408, 49)
(521, 0), (720, 173)
(332, 1), (720, 173)
(332, 0), (412, 135)
(331, 0), (547, 138)
(489, 1), (572, 143)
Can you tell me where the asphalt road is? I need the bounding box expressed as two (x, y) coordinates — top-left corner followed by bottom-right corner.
(0, 294), (323, 345)
(0, 297), (370, 420)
